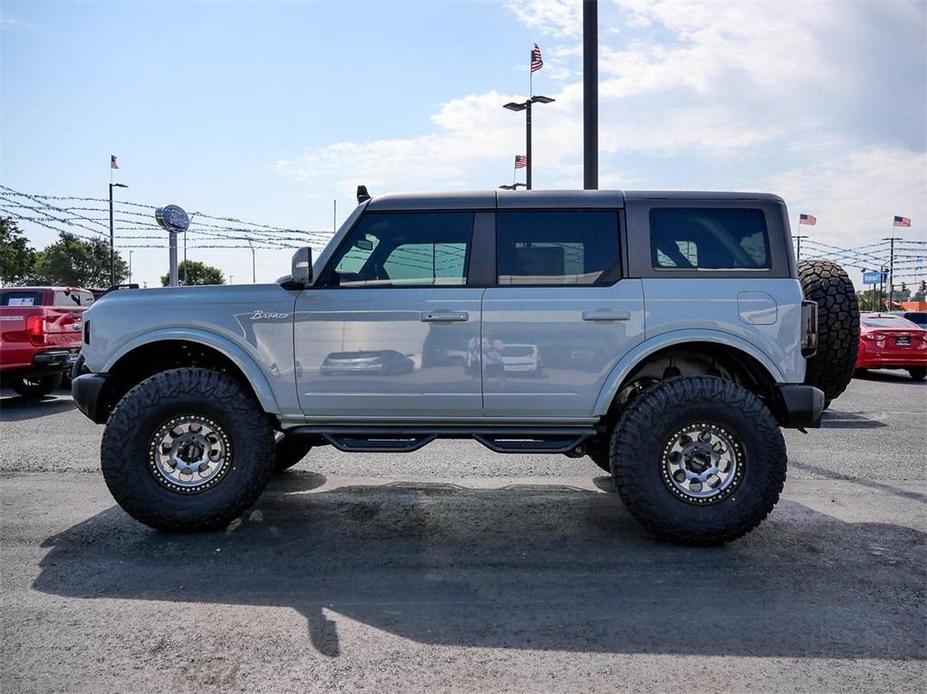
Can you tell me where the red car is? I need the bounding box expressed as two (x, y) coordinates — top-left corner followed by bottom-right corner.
(0, 287), (93, 397)
(855, 312), (927, 381)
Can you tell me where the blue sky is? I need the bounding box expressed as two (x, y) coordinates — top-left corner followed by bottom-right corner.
(2, 0), (925, 287)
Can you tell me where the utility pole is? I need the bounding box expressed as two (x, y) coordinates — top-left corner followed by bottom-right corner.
(333, 199), (337, 232)
(128, 251), (133, 284)
(583, 0), (598, 190)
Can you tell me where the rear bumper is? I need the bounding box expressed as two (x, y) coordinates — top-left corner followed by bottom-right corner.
(34, 349), (80, 370)
(774, 384), (824, 429)
(71, 373), (108, 424)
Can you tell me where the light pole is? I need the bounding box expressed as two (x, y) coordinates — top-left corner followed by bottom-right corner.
(791, 235), (809, 261)
(247, 239), (256, 283)
(583, 0), (598, 189)
(503, 95), (555, 190)
(108, 182), (128, 285)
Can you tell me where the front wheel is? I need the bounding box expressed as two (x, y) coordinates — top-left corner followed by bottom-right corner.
(909, 367), (926, 381)
(611, 376), (786, 545)
(101, 368), (275, 532)
(10, 373), (62, 398)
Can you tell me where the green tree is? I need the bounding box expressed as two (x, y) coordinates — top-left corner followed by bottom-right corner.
(0, 217), (36, 285)
(161, 260), (225, 286)
(32, 232), (128, 288)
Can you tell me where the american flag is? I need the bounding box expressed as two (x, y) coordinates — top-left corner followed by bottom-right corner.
(530, 43), (543, 73)
(110, 155), (119, 170)
(799, 213), (816, 226)
(514, 155), (527, 169)
(894, 215), (911, 228)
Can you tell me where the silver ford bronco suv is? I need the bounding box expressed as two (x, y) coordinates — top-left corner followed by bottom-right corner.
(72, 189), (859, 544)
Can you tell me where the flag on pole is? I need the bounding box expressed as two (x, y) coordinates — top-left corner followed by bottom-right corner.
(530, 43), (543, 72)
(893, 215), (911, 228)
(514, 155), (527, 169)
(111, 155), (119, 170)
(799, 213), (816, 226)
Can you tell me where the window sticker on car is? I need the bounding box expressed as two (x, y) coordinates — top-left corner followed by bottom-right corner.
(8, 297), (35, 306)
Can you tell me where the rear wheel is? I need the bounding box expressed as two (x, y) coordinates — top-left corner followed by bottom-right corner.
(798, 260), (859, 408)
(10, 373), (62, 398)
(909, 367), (926, 381)
(101, 368), (274, 532)
(611, 376), (786, 545)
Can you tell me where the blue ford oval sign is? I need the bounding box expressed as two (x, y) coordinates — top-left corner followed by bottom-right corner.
(155, 205), (190, 233)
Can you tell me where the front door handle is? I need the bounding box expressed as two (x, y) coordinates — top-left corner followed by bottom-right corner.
(582, 309), (631, 321)
(421, 310), (469, 322)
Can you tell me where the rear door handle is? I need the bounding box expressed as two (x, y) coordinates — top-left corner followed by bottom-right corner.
(582, 309), (631, 321)
(421, 310), (469, 322)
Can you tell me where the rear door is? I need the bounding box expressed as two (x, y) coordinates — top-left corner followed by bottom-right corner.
(294, 210), (485, 419)
(480, 209), (645, 418)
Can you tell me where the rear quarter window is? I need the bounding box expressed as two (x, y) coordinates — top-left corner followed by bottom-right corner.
(1, 291), (43, 307)
(53, 290), (94, 307)
(650, 208), (770, 270)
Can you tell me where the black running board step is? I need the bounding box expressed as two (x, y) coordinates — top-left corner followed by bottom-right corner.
(290, 426), (596, 455)
(321, 433), (437, 453)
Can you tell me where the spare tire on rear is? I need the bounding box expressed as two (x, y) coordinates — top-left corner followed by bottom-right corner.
(797, 259), (859, 408)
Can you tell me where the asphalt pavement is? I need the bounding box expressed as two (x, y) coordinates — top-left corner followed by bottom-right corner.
(1, 371), (925, 693)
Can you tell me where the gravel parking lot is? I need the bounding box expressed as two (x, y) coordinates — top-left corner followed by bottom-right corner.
(1, 372), (925, 693)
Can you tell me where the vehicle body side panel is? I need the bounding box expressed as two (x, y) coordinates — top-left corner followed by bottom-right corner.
(294, 288), (483, 417)
(481, 280), (645, 417)
(592, 327), (792, 416)
(82, 284), (299, 414)
(639, 278), (806, 383)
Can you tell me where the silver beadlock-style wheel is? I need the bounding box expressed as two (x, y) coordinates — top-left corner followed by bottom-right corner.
(148, 414), (233, 494)
(661, 422), (744, 504)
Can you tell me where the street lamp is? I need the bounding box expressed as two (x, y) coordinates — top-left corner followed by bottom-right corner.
(499, 183), (527, 190)
(503, 95), (555, 190)
(109, 182), (128, 286)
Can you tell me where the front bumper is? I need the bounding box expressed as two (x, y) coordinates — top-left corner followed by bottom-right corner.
(774, 384), (824, 429)
(71, 373), (108, 424)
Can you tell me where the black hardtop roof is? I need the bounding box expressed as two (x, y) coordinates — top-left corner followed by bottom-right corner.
(366, 190), (784, 211)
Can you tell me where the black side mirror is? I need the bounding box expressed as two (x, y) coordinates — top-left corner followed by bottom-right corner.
(291, 247), (313, 286)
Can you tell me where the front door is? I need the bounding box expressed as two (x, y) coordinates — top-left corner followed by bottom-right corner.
(295, 210), (483, 419)
(481, 209), (645, 418)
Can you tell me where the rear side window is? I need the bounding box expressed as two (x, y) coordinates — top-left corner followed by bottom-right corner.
(1, 291), (42, 307)
(53, 290), (94, 307)
(496, 211), (619, 285)
(650, 208), (770, 270)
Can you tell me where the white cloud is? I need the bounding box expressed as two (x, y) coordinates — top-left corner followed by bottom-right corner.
(277, 0), (925, 260)
(769, 146), (927, 248)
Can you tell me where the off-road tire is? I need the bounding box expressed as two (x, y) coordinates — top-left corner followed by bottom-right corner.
(798, 259), (859, 408)
(274, 434), (313, 473)
(612, 376), (786, 545)
(909, 367), (926, 381)
(101, 368), (274, 532)
(10, 373), (62, 398)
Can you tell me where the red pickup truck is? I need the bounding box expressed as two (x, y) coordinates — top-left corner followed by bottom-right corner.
(0, 287), (93, 397)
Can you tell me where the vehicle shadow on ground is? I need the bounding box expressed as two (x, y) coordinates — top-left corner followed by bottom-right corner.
(854, 370), (926, 385)
(819, 409), (887, 429)
(33, 472), (925, 661)
(0, 393), (74, 421)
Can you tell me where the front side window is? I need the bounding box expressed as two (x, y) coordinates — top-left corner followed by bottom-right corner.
(327, 212), (474, 287)
(650, 208), (770, 270)
(496, 211), (619, 285)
